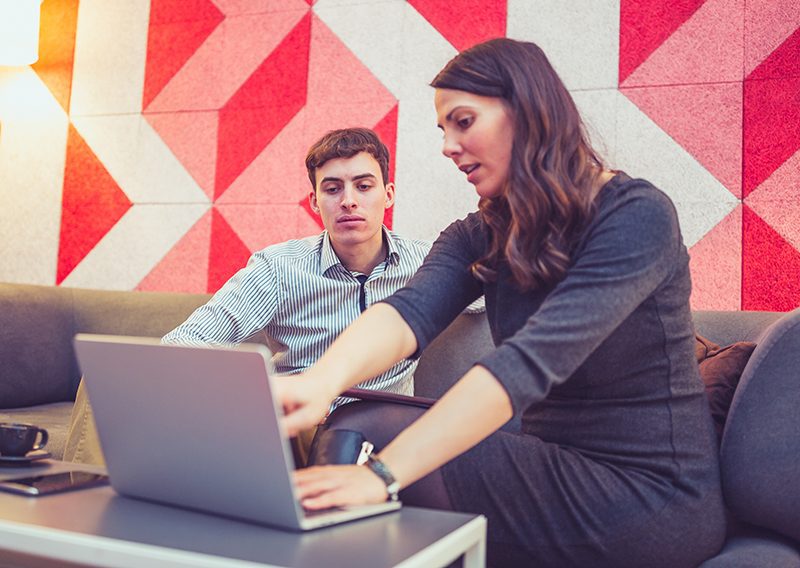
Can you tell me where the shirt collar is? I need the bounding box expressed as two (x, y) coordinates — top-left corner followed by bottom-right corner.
(320, 226), (400, 275)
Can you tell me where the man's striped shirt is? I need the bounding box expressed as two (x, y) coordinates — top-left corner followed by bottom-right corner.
(162, 228), (434, 397)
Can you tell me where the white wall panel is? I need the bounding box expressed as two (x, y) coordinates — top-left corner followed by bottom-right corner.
(0, 69), (69, 284)
(62, 203), (209, 290)
(71, 115), (209, 204)
(507, 0), (620, 90)
(614, 92), (737, 247)
(70, 0), (150, 115)
(572, 88), (619, 166)
(393, 98), (479, 241)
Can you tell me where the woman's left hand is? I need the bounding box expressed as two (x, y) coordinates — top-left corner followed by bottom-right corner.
(294, 464), (390, 510)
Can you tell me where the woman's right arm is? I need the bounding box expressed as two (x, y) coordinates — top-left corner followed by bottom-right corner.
(278, 215), (485, 433)
(278, 302), (419, 435)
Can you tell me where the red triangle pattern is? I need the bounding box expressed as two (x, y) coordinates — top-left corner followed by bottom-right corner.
(215, 12), (311, 200)
(145, 110), (219, 200)
(56, 125), (133, 284)
(408, 0), (506, 52)
(373, 104), (398, 230)
(743, 74), (800, 197)
(207, 208), (253, 293)
(743, 29), (800, 196)
(137, 210), (212, 293)
(621, 83), (742, 196)
(742, 205), (800, 310)
(747, 26), (800, 81)
(31, 0), (79, 113)
(149, 0), (224, 24)
(688, 205), (742, 310)
(142, 0), (225, 110)
(619, 0), (705, 83)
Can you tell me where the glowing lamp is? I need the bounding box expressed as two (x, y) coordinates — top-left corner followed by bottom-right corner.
(0, 0), (43, 66)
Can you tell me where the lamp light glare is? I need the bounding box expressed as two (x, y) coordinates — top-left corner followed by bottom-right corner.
(0, 0), (43, 66)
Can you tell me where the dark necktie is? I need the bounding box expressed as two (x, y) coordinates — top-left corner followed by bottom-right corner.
(355, 275), (368, 313)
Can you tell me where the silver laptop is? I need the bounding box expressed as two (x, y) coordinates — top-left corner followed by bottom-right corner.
(73, 333), (400, 531)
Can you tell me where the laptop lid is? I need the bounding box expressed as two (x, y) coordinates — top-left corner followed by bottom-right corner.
(73, 334), (399, 531)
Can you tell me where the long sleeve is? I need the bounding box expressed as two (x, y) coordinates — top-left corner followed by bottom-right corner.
(382, 213), (485, 357)
(162, 250), (281, 346)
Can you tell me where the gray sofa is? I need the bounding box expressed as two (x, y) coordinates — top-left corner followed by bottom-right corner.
(1, 282), (798, 565)
(0, 283), (212, 459)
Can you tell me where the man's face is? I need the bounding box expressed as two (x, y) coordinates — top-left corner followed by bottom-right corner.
(309, 151), (395, 254)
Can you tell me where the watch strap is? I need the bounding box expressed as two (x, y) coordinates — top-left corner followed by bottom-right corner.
(365, 452), (400, 502)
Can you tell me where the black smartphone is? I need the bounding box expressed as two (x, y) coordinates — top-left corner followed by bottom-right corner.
(0, 471), (109, 496)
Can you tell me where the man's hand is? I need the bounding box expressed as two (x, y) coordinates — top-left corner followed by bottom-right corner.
(294, 464), (389, 509)
(275, 373), (337, 437)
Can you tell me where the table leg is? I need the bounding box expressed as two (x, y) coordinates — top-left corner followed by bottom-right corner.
(461, 532), (486, 568)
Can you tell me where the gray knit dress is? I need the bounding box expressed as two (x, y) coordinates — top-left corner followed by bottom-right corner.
(383, 173), (727, 567)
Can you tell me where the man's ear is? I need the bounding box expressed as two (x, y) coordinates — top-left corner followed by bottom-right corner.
(384, 182), (396, 209)
(308, 190), (320, 214)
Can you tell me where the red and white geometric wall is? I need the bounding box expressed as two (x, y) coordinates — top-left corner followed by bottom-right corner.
(0, 0), (798, 310)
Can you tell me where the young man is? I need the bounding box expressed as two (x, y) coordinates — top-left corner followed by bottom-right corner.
(65, 128), (446, 465)
(160, 128), (431, 396)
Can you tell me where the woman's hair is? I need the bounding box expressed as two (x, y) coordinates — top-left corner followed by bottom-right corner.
(431, 38), (605, 291)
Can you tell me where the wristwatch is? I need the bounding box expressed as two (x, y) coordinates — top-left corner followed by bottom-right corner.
(365, 452), (400, 502)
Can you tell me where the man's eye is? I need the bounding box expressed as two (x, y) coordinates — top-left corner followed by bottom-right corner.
(358, 183), (373, 191)
(323, 186), (339, 193)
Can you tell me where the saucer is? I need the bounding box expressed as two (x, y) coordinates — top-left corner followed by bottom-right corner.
(0, 450), (52, 465)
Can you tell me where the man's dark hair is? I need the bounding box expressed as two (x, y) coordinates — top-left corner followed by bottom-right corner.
(305, 128), (390, 188)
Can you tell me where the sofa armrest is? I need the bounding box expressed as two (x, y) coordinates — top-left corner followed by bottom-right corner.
(699, 525), (800, 567)
(720, 308), (800, 542)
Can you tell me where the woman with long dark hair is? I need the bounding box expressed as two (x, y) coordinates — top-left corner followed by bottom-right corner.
(277, 38), (726, 566)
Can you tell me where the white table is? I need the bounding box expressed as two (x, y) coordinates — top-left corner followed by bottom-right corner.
(0, 461), (486, 568)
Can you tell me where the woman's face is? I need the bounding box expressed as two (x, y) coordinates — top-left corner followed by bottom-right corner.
(435, 88), (515, 199)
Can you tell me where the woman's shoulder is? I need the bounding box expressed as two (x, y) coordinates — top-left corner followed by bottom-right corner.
(601, 172), (674, 208)
(589, 171), (683, 244)
(459, 210), (486, 231)
(432, 210), (489, 258)
(437, 210), (486, 239)
(596, 172), (679, 223)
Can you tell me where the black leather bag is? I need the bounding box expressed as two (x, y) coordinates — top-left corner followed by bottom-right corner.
(306, 391), (435, 467)
(306, 428), (367, 466)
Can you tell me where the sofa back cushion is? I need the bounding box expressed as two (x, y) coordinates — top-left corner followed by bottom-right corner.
(70, 287), (210, 339)
(720, 308), (800, 542)
(0, 283), (210, 408)
(0, 283), (78, 408)
(692, 310), (783, 345)
(414, 312), (493, 399)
